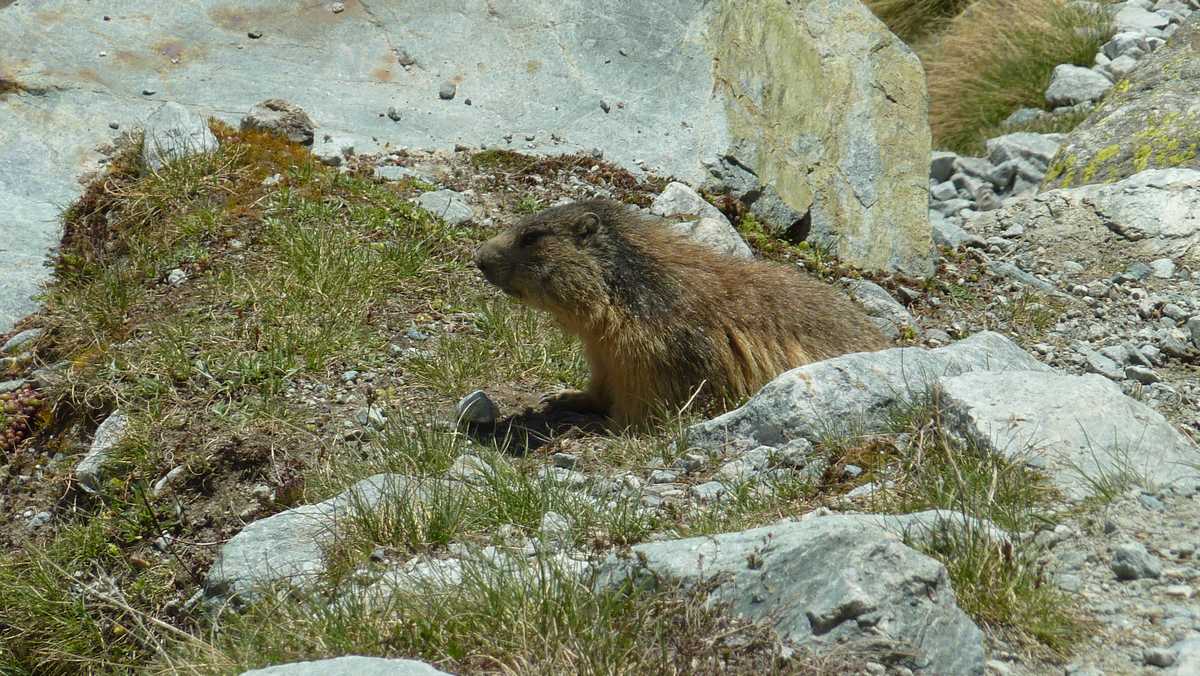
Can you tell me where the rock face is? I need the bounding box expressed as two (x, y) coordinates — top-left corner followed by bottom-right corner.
(239, 656), (450, 676)
(937, 371), (1200, 500)
(0, 0), (933, 334)
(711, 0), (931, 275)
(204, 474), (409, 603)
(597, 512), (987, 675)
(971, 169), (1200, 265)
(686, 331), (1048, 455)
(1043, 13), (1200, 190)
(141, 102), (219, 171)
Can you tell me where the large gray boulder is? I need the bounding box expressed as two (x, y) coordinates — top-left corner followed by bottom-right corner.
(971, 169), (1200, 265)
(1043, 13), (1200, 190)
(597, 511), (988, 675)
(937, 371), (1200, 500)
(240, 657), (450, 676)
(204, 474), (410, 604)
(686, 331), (1048, 455)
(0, 0), (931, 333)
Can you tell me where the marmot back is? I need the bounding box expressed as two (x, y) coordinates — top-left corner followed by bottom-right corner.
(474, 199), (890, 427)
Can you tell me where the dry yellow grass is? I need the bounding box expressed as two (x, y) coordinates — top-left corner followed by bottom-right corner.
(921, 0), (1110, 153)
(866, 0), (977, 45)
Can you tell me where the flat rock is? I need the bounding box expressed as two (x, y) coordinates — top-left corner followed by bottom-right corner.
(75, 411), (130, 493)
(204, 474), (412, 603)
(1045, 65), (1113, 108)
(596, 511), (989, 675)
(686, 331), (1048, 455)
(1114, 4), (1171, 31)
(240, 656), (450, 676)
(415, 189), (474, 225)
(141, 101), (219, 172)
(937, 371), (1200, 499)
(1, 327), (42, 354)
(1044, 13), (1200, 190)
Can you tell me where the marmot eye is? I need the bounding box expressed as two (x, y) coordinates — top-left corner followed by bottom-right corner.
(519, 230), (546, 247)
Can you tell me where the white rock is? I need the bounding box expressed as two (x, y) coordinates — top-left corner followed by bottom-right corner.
(141, 102), (219, 171)
(1045, 65), (1113, 107)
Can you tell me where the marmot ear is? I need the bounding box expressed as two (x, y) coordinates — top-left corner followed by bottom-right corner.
(573, 212), (600, 240)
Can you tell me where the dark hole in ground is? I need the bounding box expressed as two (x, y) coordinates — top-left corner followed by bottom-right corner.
(463, 408), (608, 455)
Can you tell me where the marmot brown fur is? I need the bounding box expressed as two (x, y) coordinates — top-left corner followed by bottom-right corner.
(473, 199), (890, 427)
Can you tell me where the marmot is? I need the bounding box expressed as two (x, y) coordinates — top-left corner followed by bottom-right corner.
(473, 199), (890, 427)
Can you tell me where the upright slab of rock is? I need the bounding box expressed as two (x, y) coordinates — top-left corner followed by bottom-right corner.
(142, 102), (219, 171)
(1043, 12), (1200, 190)
(597, 512), (987, 675)
(0, 0), (933, 334)
(711, 0), (931, 275)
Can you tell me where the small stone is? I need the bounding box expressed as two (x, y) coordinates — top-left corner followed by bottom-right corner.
(540, 511), (573, 539)
(386, 107), (401, 121)
(1062, 260), (1085, 274)
(2, 328), (43, 354)
(369, 546), (386, 562)
(1143, 647), (1177, 668)
(1164, 585), (1194, 599)
(552, 453), (578, 470)
(396, 49), (416, 66)
(438, 81), (457, 100)
(247, 31), (263, 39)
(404, 327), (430, 341)
(330, 2), (345, 12)
(1122, 261), (1153, 282)
(1137, 492), (1165, 511)
(108, 121), (120, 130)
(341, 370), (359, 383)
(930, 151), (958, 183)
(842, 464), (863, 479)
(1150, 258), (1177, 279)
(26, 511), (51, 529)
(355, 405), (387, 429)
(690, 481), (727, 502)
(672, 453), (705, 474)
(166, 268), (187, 286)
(1112, 541), (1163, 580)
(142, 87), (156, 96)
(1125, 365), (1161, 385)
(455, 390), (497, 426)
(447, 454), (489, 482)
(648, 469), (679, 484)
(1045, 64), (1113, 107)
(929, 181), (958, 202)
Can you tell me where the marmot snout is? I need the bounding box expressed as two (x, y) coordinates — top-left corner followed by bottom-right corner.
(475, 199), (890, 427)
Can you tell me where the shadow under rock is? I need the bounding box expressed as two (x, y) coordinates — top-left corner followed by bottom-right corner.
(462, 407), (609, 456)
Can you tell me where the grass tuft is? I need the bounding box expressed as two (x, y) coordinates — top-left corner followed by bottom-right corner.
(923, 0), (1110, 154)
(866, 0), (977, 45)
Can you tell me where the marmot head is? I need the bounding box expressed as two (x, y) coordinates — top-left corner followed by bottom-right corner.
(474, 200), (626, 316)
